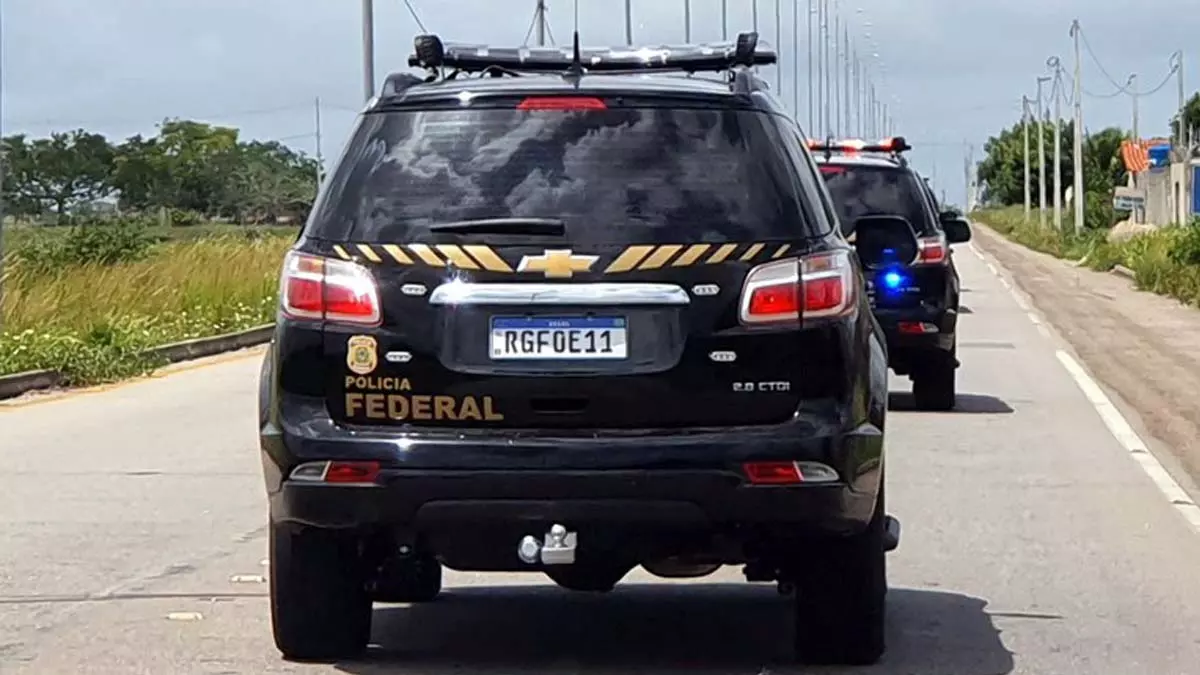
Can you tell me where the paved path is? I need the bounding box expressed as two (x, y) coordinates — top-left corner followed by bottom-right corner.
(3, 242), (1200, 674)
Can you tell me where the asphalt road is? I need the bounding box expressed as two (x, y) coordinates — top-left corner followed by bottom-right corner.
(3, 245), (1200, 675)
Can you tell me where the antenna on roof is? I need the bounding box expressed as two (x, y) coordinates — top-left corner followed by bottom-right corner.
(564, 30), (584, 83)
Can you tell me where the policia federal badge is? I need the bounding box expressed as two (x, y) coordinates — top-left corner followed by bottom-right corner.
(346, 335), (379, 375)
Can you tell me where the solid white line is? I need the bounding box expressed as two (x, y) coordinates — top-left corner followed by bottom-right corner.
(1055, 350), (1200, 534)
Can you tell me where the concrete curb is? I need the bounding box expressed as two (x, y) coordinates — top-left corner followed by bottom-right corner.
(0, 324), (275, 401)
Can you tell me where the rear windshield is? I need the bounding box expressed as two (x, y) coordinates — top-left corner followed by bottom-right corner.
(310, 106), (821, 243)
(817, 163), (935, 234)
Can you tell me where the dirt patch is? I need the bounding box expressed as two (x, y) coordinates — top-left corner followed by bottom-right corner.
(973, 224), (1200, 490)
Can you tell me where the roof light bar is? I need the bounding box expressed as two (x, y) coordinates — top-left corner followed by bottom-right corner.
(807, 136), (911, 155)
(406, 32), (777, 75)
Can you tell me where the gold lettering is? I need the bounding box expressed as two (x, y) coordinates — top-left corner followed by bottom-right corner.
(434, 396), (457, 421)
(345, 393), (364, 416)
(400, 378), (412, 391)
(344, 375), (415, 392)
(483, 396), (504, 420)
(345, 376), (357, 388)
(458, 396), (482, 420)
(365, 394), (387, 419)
(411, 395), (433, 420)
(387, 395), (409, 420)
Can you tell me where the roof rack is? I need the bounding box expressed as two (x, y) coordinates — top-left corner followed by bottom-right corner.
(406, 32), (776, 77)
(807, 136), (911, 164)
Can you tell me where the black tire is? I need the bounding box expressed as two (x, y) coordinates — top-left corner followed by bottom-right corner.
(545, 563), (630, 593)
(270, 523), (372, 661)
(371, 552), (443, 603)
(791, 486), (887, 665)
(912, 350), (956, 411)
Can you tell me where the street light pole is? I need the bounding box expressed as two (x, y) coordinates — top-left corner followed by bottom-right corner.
(1049, 57), (1063, 232)
(362, 0), (375, 102)
(1070, 20), (1085, 234)
(1036, 76), (1050, 228)
(1023, 95), (1031, 220)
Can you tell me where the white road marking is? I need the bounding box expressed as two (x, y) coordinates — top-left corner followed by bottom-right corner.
(229, 574), (266, 584)
(1055, 350), (1200, 534)
(166, 612), (203, 621)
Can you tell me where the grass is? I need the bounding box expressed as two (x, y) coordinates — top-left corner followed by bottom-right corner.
(1, 226), (294, 385)
(973, 205), (1200, 308)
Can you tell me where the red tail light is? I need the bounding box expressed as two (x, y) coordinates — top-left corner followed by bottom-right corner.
(739, 250), (856, 326)
(324, 461), (381, 484)
(743, 461), (804, 485)
(280, 251), (382, 326)
(916, 234), (948, 265)
(517, 96), (607, 111)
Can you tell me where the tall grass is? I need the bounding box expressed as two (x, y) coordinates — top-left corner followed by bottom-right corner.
(1, 232), (294, 384)
(973, 206), (1200, 308)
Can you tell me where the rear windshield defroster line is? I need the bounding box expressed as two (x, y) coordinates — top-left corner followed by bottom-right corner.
(309, 106), (821, 245)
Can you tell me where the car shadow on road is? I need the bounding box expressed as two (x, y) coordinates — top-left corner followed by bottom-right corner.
(888, 392), (1015, 414)
(335, 583), (1014, 675)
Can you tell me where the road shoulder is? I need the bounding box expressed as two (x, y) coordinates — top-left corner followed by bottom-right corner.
(970, 224), (1200, 499)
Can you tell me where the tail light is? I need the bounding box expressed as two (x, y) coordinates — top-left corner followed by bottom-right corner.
(517, 96), (607, 110)
(738, 250), (856, 326)
(915, 234), (948, 265)
(279, 251), (382, 326)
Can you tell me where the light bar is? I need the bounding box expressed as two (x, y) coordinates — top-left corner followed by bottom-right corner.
(407, 32), (777, 74)
(807, 136), (911, 154)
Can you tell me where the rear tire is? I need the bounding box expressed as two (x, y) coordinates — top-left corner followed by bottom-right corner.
(270, 523), (372, 662)
(912, 350), (956, 411)
(790, 486), (887, 665)
(371, 552), (443, 603)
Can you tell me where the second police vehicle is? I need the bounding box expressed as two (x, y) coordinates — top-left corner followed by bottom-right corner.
(258, 32), (922, 666)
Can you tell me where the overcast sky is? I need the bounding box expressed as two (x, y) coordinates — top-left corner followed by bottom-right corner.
(3, 0), (1194, 207)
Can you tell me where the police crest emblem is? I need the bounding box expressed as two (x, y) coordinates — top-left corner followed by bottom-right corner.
(346, 335), (378, 375)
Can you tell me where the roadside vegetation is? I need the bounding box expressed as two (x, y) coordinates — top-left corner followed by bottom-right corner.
(971, 91), (1200, 310)
(0, 118), (309, 386)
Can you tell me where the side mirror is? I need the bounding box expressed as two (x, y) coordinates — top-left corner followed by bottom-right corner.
(940, 215), (972, 244)
(852, 215), (920, 268)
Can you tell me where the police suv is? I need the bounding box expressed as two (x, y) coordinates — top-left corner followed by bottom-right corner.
(258, 32), (912, 665)
(812, 138), (971, 410)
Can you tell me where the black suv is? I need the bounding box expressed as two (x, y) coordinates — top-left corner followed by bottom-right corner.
(812, 140), (971, 410)
(259, 33), (903, 666)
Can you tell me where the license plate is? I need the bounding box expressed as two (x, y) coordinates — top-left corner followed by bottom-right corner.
(489, 316), (627, 360)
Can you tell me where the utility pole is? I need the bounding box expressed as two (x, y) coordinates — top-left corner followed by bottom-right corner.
(314, 97), (324, 187)
(843, 24), (851, 136)
(807, 0), (814, 131)
(853, 51), (861, 136)
(1037, 76), (1050, 227)
(1175, 51), (1185, 151)
(752, 0), (758, 33)
(684, 0), (691, 42)
(792, 0), (799, 118)
(1070, 20), (1085, 234)
(833, 9), (841, 135)
(1129, 73), (1141, 223)
(1049, 57), (1063, 231)
(775, 0), (782, 92)
(822, 0), (832, 136)
(624, 0), (633, 44)
(361, 0), (375, 102)
(721, 0), (728, 39)
(1023, 95), (1031, 219)
(536, 0), (547, 46)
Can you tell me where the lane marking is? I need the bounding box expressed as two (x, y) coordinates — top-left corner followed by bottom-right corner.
(1055, 350), (1200, 534)
(166, 612), (203, 621)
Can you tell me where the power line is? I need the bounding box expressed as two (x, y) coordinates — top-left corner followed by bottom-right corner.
(1077, 24), (1180, 99)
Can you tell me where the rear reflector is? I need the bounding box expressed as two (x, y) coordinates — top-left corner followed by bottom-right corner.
(898, 321), (939, 334)
(280, 251), (382, 326)
(289, 460), (382, 485)
(516, 96), (607, 111)
(743, 461), (840, 485)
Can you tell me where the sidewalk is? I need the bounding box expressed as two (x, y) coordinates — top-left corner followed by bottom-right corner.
(971, 224), (1200, 491)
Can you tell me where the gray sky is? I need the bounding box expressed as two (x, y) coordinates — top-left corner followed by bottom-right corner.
(3, 0), (1194, 207)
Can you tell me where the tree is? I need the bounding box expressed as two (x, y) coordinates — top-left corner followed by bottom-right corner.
(1169, 92), (1200, 141)
(2, 130), (114, 221)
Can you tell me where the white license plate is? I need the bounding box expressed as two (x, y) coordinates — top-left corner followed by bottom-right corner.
(489, 316), (627, 360)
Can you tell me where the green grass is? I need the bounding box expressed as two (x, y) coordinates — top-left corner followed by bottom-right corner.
(973, 206), (1200, 308)
(1, 228), (294, 385)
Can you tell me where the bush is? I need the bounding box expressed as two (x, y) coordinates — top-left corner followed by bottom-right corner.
(973, 207), (1200, 308)
(12, 216), (154, 271)
(1, 231), (293, 384)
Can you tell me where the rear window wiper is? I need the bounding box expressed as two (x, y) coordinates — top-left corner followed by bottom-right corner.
(427, 218), (566, 236)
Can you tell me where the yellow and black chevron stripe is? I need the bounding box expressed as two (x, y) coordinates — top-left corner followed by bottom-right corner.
(330, 242), (793, 275)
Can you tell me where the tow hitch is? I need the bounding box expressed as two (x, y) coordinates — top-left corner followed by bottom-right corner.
(517, 523), (578, 565)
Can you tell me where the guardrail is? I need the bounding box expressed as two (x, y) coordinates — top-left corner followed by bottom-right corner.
(0, 324), (275, 402)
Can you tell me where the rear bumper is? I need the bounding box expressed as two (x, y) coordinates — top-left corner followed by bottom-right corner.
(260, 396), (884, 537)
(873, 306), (957, 363)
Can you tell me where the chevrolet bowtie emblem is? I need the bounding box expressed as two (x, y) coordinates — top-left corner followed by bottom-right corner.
(517, 249), (598, 279)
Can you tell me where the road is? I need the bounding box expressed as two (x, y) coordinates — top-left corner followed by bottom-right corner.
(3, 243), (1200, 675)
